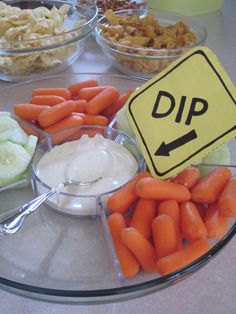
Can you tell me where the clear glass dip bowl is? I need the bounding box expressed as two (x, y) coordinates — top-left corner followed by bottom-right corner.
(31, 125), (146, 216)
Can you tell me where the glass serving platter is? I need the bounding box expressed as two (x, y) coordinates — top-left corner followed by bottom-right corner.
(0, 73), (235, 304)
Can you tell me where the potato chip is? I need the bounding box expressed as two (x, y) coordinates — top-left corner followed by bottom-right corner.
(0, 3), (84, 76)
(119, 36), (150, 46)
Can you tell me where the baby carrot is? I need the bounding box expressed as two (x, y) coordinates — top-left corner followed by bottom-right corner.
(77, 86), (109, 101)
(219, 179), (236, 217)
(38, 100), (75, 128)
(30, 95), (66, 106)
(124, 215), (132, 227)
(68, 79), (98, 96)
(85, 86), (120, 115)
(195, 203), (206, 221)
(156, 238), (211, 275)
(13, 103), (49, 121)
(43, 114), (84, 133)
(73, 99), (87, 113)
(204, 203), (228, 239)
(107, 213), (140, 278)
(75, 113), (108, 126)
(191, 167), (232, 204)
(171, 167), (200, 189)
(158, 200), (180, 233)
(180, 201), (207, 241)
(152, 214), (179, 260)
(107, 171), (152, 214)
(158, 200), (182, 248)
(136, 177), (191, 203)
(32, 88), (72, 100)
(44, 115), (84, 144)
(18, 120), (44, 139)
(121, 227), (158, 273)
(130, 198), (158, 239)
(101, 90), (133, 118)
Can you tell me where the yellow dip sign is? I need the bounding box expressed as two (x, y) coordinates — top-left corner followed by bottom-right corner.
(126, 47), (236, 179)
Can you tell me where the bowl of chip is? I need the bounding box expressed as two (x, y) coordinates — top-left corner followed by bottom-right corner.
(0, 0), (98, 82)
(94, 9), (207, 78)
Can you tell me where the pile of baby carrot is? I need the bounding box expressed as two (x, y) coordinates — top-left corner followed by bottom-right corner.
(13, 79), (133, 134)
(107, 166), (236, 278)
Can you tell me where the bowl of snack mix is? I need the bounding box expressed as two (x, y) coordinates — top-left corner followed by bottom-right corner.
(94, 9), (207, 78)
(95, 0), (147, 16)
(0, 0), (98, 82)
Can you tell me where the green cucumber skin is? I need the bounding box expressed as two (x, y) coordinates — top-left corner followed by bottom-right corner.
(0, 114), (38, 188)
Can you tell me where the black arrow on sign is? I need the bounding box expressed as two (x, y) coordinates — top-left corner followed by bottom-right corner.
(155, 129), (197, 157)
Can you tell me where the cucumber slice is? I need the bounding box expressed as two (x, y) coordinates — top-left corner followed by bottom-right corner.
(0, 141), (31, 186)
(0, 115), (28, 145)
(25, 135), (38, 157)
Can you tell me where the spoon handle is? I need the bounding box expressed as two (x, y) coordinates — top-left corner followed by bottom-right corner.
(0, 187), (57, 236)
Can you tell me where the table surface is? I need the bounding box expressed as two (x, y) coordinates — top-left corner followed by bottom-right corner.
(0, 0), (236, 313)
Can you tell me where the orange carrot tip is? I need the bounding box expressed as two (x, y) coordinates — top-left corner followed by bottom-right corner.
(171, 167), (200, 189)
(101, 90), (134, 118)
(106, 171), (152, 214)
(191, 167), (232, 204)
(218, 179), (236, 217)
(180, 201), (207, 241)
(74, 113), (108, 126)
(107, 214), (140, 278)
(77, 86), (109, 101)
(130, 198), (157, 239)
(152, 214), (179, 260)
(85, 86), (120, 115)
(73, 99), (87, 113)
(13, 103), (49, 121)
(67, 79), (99, 96)
(30, 95), (66, 106)
(158, 200), (182, 249)
(204, 203), (228, 240)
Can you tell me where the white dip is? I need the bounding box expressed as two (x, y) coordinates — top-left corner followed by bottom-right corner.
(36, 134), (138, 215)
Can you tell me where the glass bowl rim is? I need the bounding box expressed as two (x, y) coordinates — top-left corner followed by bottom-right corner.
(0, 72), (148, 91)
(94, 8), (207, 56)
(0, 222), (235, 300)
(0, 0), (98, 53)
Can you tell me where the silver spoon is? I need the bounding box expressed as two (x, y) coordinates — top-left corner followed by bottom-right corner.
(0, 177), (102, 236)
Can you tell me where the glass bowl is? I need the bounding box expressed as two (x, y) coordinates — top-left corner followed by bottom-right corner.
(0, 73), (235, 304)
(94, 9), (207, 78)
(31, 125), (145, 216)
(95, 0), (147, 16)
(0, 0), (98, 82)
